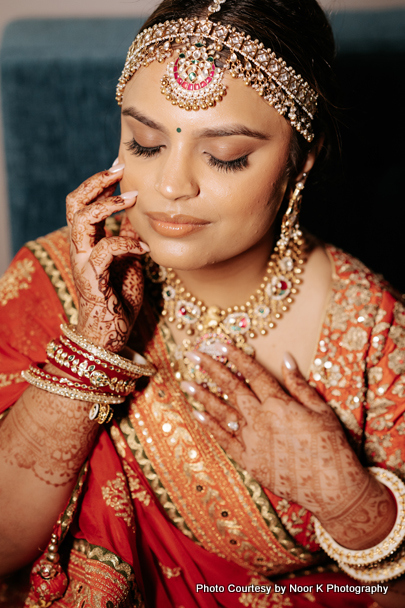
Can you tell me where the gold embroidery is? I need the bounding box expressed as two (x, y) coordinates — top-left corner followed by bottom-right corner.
(0, 259), (35, 306)
(122, 460), (151, 507)
(101, 472), (135, 532)
(238, 577), (293, 607)
(388, 348), (405, 375)
(124, 324), (314, 578)
(0, 372), (25, 388)
(48, 542), (142, 608)
(158, 561), (181, 579)
(120, 416), (197, 543)
(394, 302), (405, 328)
(340, 326), (369, 351)
(25, 239), (78, 324)
(111, 425), (128, 458)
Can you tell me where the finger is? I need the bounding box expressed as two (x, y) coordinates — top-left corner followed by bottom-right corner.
(282, 352), (331, 415)
(88, 236), (148, 277)
(181, 381), (244, 432)
(71, 193), (138, 253)
(120, 213), (141, 240)
(114, 258), (144, 319)
(66, 164), (125, 225)
(209, 343), (283, 402)
(185, 351), (253, 409)
(192, 410), (245, 461)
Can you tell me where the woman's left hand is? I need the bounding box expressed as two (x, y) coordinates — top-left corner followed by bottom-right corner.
(183, 344), (396, 549)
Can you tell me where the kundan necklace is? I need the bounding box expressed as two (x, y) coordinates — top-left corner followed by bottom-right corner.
(146, 180), (308, 386)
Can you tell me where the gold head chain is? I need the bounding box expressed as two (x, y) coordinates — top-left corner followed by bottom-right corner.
(116, 0), (318, 141)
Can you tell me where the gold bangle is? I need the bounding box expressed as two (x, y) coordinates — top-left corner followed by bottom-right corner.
(60, 324), (155, 377)
(314, 467), (405, 566)
(89, 403), (114, 424)
(22, 368), (125, 404)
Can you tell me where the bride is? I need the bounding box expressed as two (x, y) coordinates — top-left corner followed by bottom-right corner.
(1, 0), (404, 606)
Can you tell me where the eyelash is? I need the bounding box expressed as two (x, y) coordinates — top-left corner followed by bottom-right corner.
(124, 138), (249, 173)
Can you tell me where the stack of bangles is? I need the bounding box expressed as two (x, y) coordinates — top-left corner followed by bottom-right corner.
(21, 323), (155, 424)
(314, 467), (405, 583)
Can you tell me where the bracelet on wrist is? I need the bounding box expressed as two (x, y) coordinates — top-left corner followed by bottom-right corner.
(60, 324), (155, 377)
(47, 338), (138, 396)
(339, 542), (405, 583)
(314, 467), (405, 568)
(22, 366), (125, 405)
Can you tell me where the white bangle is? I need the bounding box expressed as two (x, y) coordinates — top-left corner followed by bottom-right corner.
(339, 546), (405, 583)
(314, 467), (405, 566)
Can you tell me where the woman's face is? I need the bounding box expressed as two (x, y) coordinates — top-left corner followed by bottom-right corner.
(119, 60), (294, 271)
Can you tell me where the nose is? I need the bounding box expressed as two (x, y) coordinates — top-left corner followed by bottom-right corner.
(154, 148), (200, 201)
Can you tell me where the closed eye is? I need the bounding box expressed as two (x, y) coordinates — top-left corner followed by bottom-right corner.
(207, 154), (249, 173)
(125, 138), (163, 158)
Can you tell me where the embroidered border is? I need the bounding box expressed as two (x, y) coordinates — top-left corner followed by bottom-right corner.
(25, 236), (78, 324)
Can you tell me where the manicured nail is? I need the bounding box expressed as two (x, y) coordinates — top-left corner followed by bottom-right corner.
(185, 351), (201, 364)
(180, 381), (197, 395)
(212, 341), (228, 355)
(283, 352), (297, 371)
(192, 410), (206, 423)
(133, 353), (147, 365)
(138, 241), (150, 252)
(121, 190), (138, 200)
(109, 162), (125, 173)
(112, 157), (119, 166)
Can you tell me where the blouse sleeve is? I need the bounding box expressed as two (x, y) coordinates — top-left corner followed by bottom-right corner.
(365, 292), (405, 478)
(0, 246), (66, 414)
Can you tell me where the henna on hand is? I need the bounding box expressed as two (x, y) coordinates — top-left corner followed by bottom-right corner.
(186, 345), (396, 550)
(67, 168), (149, 352)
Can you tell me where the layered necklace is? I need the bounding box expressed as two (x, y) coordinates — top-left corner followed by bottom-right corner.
(144, 180), (308, 386)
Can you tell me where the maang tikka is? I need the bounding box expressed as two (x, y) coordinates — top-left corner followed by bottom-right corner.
(116, 0), (318, 141)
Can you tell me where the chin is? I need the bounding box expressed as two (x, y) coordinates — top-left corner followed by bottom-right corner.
(146, 241), (216, 272)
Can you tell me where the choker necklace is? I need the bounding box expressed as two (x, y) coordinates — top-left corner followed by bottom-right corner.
(145, 180), (307, 386)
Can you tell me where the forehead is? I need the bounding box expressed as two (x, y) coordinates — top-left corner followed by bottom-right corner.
(122, 59), (293, 138)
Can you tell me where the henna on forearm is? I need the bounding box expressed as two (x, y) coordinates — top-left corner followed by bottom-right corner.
(0, 384), (98, 487)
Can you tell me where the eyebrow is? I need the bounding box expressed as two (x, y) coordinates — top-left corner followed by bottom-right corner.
(122, 107), (169, 135)
(197, 126), (270, 140)
(122, 106), (269, 141)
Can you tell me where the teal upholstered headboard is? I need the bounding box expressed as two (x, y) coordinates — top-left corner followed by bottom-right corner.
(1, 12), (405, 290)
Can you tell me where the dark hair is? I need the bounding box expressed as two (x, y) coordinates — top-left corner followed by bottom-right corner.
(140, 0), (339, 186)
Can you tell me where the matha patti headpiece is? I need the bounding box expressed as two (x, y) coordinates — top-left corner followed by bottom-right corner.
(116, 0), (318, 142)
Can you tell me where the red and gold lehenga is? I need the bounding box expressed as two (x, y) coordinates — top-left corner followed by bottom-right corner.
(1, 226), (404, 608)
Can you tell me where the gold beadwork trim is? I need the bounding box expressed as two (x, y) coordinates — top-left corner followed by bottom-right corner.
(25, 239), (78, 324)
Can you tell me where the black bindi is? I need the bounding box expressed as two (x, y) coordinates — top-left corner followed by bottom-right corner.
(176, 128), (182, 133)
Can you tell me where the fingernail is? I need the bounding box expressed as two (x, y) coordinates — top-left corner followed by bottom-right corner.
(121, 190), (138, 200)
(192, 410), (206, 423)
(180, 381), (197, 395)
(109, 162), (125, 173)
(212, 341), (228, 355)
(185, 351), (201, 364)
(283, 352), (297, 371)
(133, 353), (147, 365)
(139, 241), (150, 252)
(112, 157), (119, 166)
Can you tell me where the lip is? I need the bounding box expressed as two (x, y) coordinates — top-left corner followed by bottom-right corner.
(146, 212), (210, 237)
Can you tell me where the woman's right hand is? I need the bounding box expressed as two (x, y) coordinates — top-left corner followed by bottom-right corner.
(66, 163), (149, 352)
